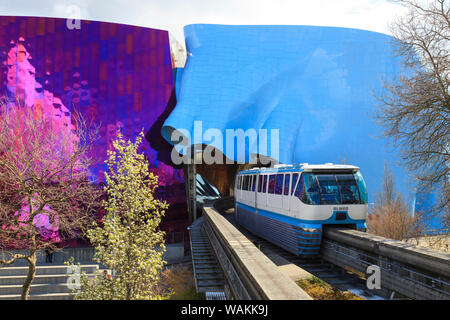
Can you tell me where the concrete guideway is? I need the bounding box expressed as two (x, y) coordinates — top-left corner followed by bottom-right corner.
(323, 228), (450, 278)
(201, 205), (312, 300)
(322, 228), (450, 300)
(211, 197), (390, 299)
(208, 197), (449, 300)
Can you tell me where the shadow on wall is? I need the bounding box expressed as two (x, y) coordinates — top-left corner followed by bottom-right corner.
(146, 88), (183, 169)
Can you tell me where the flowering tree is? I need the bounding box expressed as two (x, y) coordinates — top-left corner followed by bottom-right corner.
(74, 130), (169, 300)
(0, 99), (101, 299)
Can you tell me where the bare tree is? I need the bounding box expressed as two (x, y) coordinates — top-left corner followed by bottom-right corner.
(375, 0), (450, 225)
(0, 98), (101, 299)
(367, 163), (427, 241)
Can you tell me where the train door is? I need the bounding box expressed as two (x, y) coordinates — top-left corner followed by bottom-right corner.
(243, 175), (251, 206)
(237, 175), (243, 201)
(253, 174), (258, 213)
(271, 174), (283, 209)
(282, 173), (290, 211)
(289, 173), (300, 213)
(257, 174), (267, 208)
(249, 175), (255, 207)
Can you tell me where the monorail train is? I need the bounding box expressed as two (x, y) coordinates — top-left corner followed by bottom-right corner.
(234, 163), (368, 256)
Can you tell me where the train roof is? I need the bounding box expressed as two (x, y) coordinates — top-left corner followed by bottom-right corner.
(237, 163), (360, 175)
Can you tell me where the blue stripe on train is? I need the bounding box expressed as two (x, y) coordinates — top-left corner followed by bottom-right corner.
(236, 202), (327, 256)
(296, 235), (322, 240)
(236, 201), (365, 226)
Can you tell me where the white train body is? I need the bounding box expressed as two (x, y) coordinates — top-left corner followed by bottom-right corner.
(234, 163), (368, 256)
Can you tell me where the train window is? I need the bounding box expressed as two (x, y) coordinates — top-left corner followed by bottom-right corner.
(316, 175), (340, 204)
(291, 173), (298, 195)
(336, 175), (358, 204)
(302, 173), (321, 205)
(249, 175), (253, 191)
(243, 175), (249, 191)
(263, 175), (268, 193)
(354, 171), (368, 204)
(336, 174), (364, 204)
(258, 175), (263, 192)
(283, 174), (290, 195)
(252, 175), (257, 192)
(275, 174), (284, 195)
(299, 173), (367, 205)
(268, 175), (276, 194)
(295, 174), (308, 203)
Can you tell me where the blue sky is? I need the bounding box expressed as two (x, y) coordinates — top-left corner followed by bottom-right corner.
(0, 0), (406, 46)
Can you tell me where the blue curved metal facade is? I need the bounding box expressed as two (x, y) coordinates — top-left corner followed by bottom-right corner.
(162, 24), (423, 219)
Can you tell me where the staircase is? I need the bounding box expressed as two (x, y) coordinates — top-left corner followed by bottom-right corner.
(188, 217), (226, 293)
(0, 264), (101, 300)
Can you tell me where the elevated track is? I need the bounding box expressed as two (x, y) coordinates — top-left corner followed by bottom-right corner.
(321, 228), (450, 300)
(189, 197), (450, 300)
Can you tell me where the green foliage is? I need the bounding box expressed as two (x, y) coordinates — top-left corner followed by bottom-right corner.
(301, 276), (328, 287)
(170, 286), (205, 300)
(296, 276), (364, 300)
(73, 130), (170, 300)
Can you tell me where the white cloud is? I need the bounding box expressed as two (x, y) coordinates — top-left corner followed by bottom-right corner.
(0, 0), (407, 45)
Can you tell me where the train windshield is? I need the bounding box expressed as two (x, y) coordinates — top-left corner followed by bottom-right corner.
(299, 172), (368, 205)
